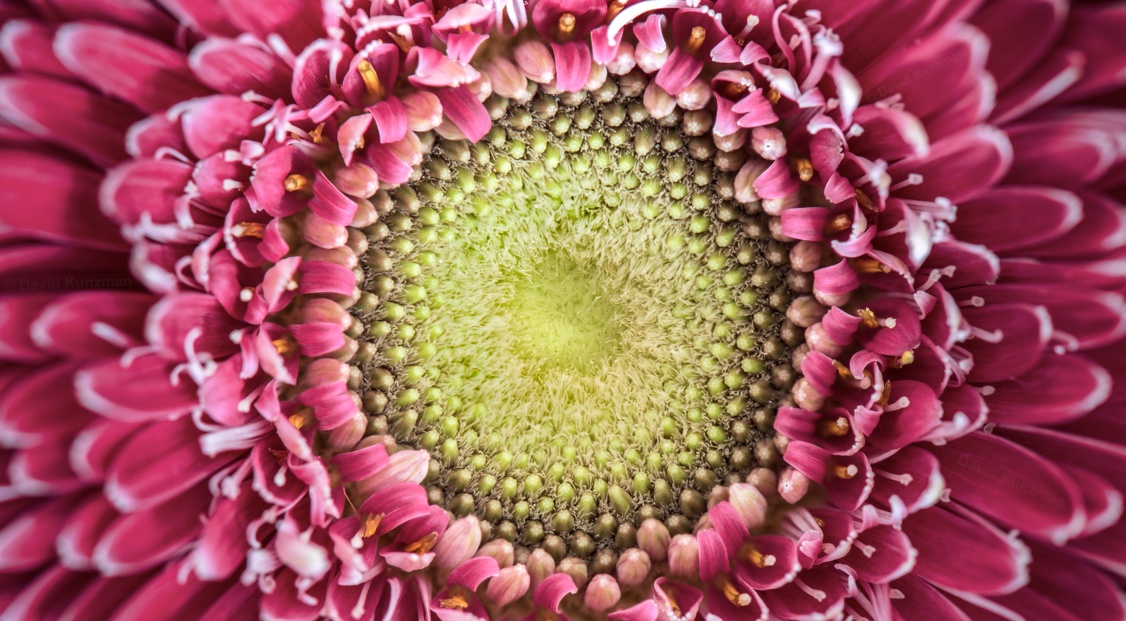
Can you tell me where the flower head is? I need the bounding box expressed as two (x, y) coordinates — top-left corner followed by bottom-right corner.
(1, 0), (1125, 619)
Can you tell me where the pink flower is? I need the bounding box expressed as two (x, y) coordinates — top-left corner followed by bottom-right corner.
(0, 0), (1124, 619)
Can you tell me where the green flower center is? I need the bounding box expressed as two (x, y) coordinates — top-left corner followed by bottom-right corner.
(353, 85), (797, 561)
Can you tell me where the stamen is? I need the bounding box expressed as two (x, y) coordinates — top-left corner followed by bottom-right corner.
(767, 88), (782, 104)
(558, 12), (577, 37)
(857, 308), (880, 329)
(833, 464), (858, 479)
(853, 258), (892, 274)
(404, 532), (439, 555)
(232, 222), (266, 238)
(357, 59), (384, 99)
(273, 337), (297, 356)
(284, 174), (311, 193)
(308, 123), (326, 144)
(795, 157), (814, 182)
(362, 514), (383, 538)
(854, 188), (874, 211)
(722, 579), (752, 606)
(890, 350), (914, 368)
(818, 416), (849, 438)
(288, 409), (312, 430)
(685, 26), (708, 54)
(832, 360), (854, 379)
(744, 546), (776, 568)
(439, 596), (469, 610)
(877, 380), (892, 407)
(823, 213), (851, 235)
(606, 0), (628, 21)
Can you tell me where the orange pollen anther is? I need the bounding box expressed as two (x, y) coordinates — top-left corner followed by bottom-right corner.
(818, 417), (850, 438)
(405, 532), (439, 555)
(834, 463), (859, 479)
(767, 88), (782, 104)
(718, 82), (749, 99)
(824, 213), (852, 235)
(607, 0), (628, 21)
(308, 123), (326, 144)
(899, 350), (915, 366)
(273, 337), (297, 356)
(284, 174), (310, 193)
(439, 596), (469, 610)
(722, 580), (752, 607)
(744, 546), (776, 568)
(357, 59), (384, 99)
(363, 514), (383, 538)
(795, 157), (814, 182)
(232, 222), (266, 238)
(854, 257), (892, 274)
(685, 26), (708, 54)
(288, 409), (312, 430)
(855, 188), (875, 210)
(877, 381), (893, 407)
(832, 359), (854, 379)
(558, 12), (577, 36)
(858, 308), (880, 329)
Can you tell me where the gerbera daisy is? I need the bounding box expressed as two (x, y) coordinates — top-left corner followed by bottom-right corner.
(0, 0), (1124, 619)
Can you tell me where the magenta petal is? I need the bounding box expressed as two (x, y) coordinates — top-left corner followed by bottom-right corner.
(814, 259), (860, 295)
(94, 483), (211, 575)
(0, 20), (72, 78)
(296, 261), (356, 297)
(983, 354), (1111, 425)
(302, 175), (356, 231)
(867, 380), (941, 450)
(1, 565), (93, 620)
(696, 529), (728, 582)
(902, 505), (1030, 595)
(188, 37), (291, 99)
(190, 491), (265, 581)
(655, 47), (704, 96)
(891, 574), (973, 621)
(931, 432), (1086, 542)
(0, 75), (139, 167)
(753, 159), (800, 199)
(75, 354), (197, 422)
(0, 495), (83, 571)
(708, 501), (750, 555)
(260, 569), (325, 621)
(369, 97), (409, 144)
(887, 126), (1012, 203)
(868, 445), (946, 516)
(435, 85), (491, 143)
(848, 105), (930, 161)
(333, 442), (389, 483)
(105, 417), (235, 513)
(53, 22), (209, 113)
(961, 303), (1051, 383)
(533, 573), (577, 613)
(952, 186), (1082, 253)
(991, 48), (1083, 126)
(0, 149), (126, 250)
(0, 362), (93, 445)
(179, 95), (265, 159)
(448, 556), (500, 591)
(844, 525), (916, 583)
(734, 535), (800, 590)
(757, 567), (847, 621)
(56, 495), (119, 570)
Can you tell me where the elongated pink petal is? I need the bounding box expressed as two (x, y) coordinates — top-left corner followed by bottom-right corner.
(54, 23), (209, 113)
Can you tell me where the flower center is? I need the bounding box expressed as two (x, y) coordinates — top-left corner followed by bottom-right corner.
(352, 83), (800, 566)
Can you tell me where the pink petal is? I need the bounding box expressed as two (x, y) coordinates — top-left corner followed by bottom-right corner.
(951, 186), (1082, 253)
(105, 417), (236, 513)
(75, 354), (198, 422)
(53, 22), (209, 113)
(983, 354), (1111, 425)
(0, 75), (139, 167)
(94, 483), (211, 575)
(961, 303), (1051, 383)
(901, 505), (1030, 595)
(435, 86), (491, 143)
(887, 126), (1013, 204)
(188, 37), (291, 99)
